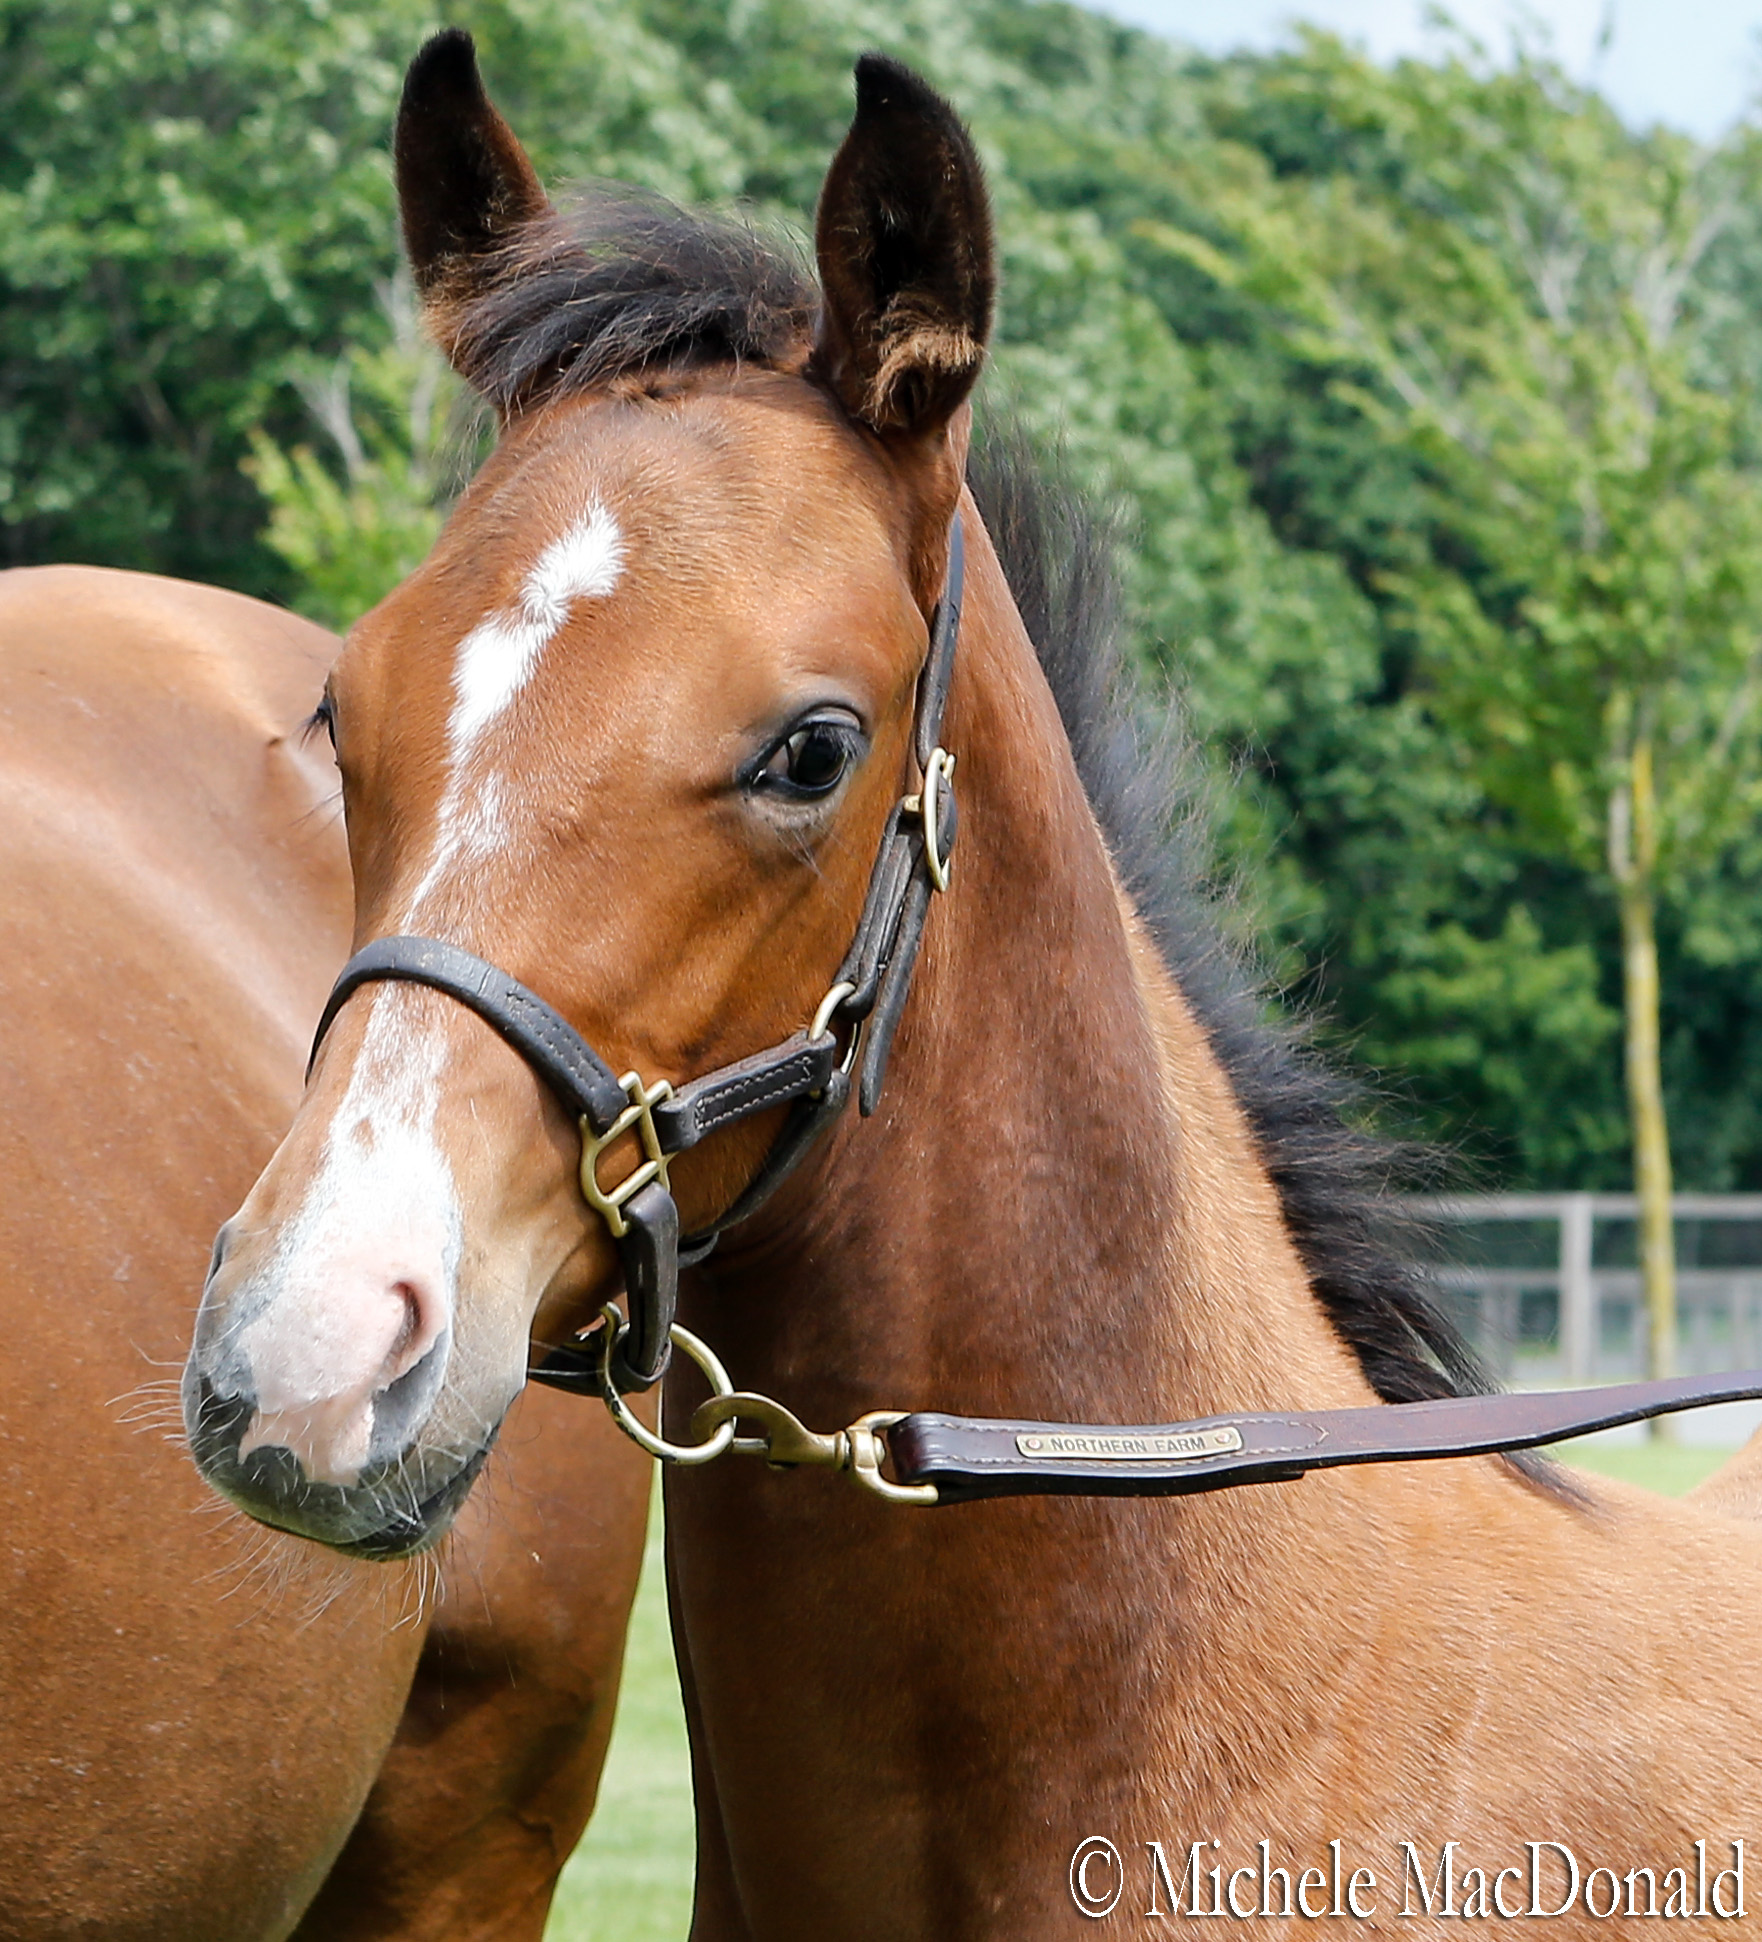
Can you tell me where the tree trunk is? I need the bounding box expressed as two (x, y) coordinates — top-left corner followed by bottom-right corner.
(1611, 735), (1676, 1423)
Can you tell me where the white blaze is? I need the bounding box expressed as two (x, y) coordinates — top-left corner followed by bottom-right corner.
(406, 499), (626, 923)
(237, 995), (463, 1485)
(448, 501), (625, 753)
(227, 505), (627, 1488)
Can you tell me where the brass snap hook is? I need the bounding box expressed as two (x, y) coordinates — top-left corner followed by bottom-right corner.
(589, 1308), (938, 1504)
(689, 1395), (939, 1505)
(692, 1391), (845, 1468)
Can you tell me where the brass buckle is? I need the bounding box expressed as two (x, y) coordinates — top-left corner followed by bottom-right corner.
(902, 746), (956, 894)
(579, 1072), (674, 1239)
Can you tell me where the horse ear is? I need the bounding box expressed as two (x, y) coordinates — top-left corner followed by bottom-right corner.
(813, 56), (995, 439)
(394, 30), (550, 333)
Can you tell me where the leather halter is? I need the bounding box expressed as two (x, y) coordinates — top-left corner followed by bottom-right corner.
(308, 505), (1762, 1499)
(309, 518), (966, 1394)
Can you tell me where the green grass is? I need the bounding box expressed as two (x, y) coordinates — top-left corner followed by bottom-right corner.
(544, 1442), (1740, 1937)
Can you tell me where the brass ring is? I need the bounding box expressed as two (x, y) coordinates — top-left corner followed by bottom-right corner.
(594, 1303), (739, 1465)
(920, 747), (956, 894)
(810, 980), (857, 1043)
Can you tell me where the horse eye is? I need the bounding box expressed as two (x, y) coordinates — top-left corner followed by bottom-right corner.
(754, 718), (858, 799)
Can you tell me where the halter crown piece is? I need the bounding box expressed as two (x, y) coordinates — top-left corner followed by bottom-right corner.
(309, 515), (967, 1395)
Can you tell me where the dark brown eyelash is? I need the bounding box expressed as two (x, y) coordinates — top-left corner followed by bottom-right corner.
(743, 714), (862, 799)
(300, 694), (337, 748)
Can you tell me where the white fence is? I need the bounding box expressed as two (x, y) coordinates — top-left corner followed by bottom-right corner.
(1413, 1194), (1762, 1386)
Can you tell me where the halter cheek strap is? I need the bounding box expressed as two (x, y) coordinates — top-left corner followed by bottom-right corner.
(307, 517), (966, 1394)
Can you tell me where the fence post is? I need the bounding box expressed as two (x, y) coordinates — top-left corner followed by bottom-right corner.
(1559, 1193), (1595, 1384)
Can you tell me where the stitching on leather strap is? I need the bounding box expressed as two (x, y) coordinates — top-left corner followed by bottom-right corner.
(684, 1052), (828, 1137)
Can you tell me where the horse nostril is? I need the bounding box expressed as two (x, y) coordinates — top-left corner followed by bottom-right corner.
(388, 1280), (421, 1363)
(204, 1219), (236, 1286)
(183, 1372), (254, 1468)
(380, 1276), (445, 1390)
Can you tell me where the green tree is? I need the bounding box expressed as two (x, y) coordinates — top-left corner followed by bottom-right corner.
(0, 0), (429, 588)
(1206, 33), (1762, 1378)
(0, 0), (743, 591)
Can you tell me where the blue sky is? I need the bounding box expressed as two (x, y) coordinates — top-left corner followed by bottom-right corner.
(1085, 1), (1762, 141)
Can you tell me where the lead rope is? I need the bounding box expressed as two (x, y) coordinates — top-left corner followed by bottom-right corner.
(593, 1296), (1762, 1511)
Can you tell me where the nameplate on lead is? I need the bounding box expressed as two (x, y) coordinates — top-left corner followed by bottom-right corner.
(1014, 1426), (1245, 1461)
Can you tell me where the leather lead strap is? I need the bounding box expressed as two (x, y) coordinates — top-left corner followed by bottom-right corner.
(885, 1369), (1762, 1503)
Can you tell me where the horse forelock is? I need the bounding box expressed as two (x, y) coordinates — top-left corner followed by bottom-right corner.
(439, 194), (819, 417)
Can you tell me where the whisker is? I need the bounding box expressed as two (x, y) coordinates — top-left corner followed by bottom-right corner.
(126, 1345), (190, 1372)
(292, 791), (345, 833)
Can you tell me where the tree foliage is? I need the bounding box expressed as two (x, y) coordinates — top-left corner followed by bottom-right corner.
(246, 277), (477, 630)
(14, 0), (1762, 1194)
(0, 0), (429, 586)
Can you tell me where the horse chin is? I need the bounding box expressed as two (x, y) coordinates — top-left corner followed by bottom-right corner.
(181, 1365), (505, 1559)
(328, 1443), (496, 1560)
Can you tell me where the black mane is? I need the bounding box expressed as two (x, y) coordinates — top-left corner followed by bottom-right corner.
(452, 196), (1494, 1406)
(967, 424), (1496, 1408)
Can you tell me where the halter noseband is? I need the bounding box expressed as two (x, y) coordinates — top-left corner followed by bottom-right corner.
(308, 517), (966, 1394)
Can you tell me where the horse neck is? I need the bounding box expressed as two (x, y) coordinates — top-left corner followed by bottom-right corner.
(669, 517), (1416, 1921)
(703, 511), (1376, 1431)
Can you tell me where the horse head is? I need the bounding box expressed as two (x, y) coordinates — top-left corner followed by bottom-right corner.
(182, 33), (995, 1556)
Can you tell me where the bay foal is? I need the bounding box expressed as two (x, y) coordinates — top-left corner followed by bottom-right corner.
(1, 566), (647, 1939)
(186, 35), (1762, 1938)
